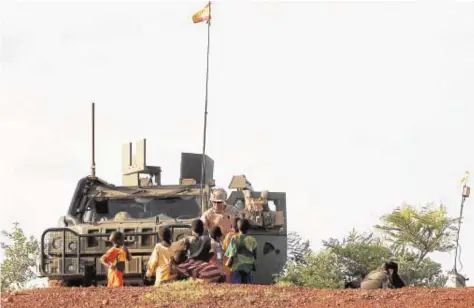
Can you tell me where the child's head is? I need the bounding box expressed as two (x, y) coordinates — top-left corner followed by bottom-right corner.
(191, 219), (204, 236)
(209, 226), (223, 241)
(108, 231), (125, 246)
(384, 261), (399, 274)
(159, 226), (172, 245)
(237, 218), (250, 234)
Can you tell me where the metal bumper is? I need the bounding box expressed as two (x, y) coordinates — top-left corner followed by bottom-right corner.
(38, 224), (191, 280)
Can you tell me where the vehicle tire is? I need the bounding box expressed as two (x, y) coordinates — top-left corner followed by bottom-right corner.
(65, 280), (83, 287)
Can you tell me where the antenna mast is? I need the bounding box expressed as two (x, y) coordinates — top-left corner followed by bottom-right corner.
(453, 172), (470, 272)
(446, 171), (470, 287)
(90, 102), (96, 177)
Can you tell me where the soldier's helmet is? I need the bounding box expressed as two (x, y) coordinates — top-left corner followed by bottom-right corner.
(114, 211), (132, 221)
(108, 231), (125, 244)
(210, 188), (227, 203)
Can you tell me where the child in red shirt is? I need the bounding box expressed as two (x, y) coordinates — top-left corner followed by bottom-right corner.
(100, 231), (132, 287)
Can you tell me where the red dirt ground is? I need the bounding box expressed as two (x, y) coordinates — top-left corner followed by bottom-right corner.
(2, 283), (474, 308)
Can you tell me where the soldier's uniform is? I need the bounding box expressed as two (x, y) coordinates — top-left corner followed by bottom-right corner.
(360, 266), (391, 290)
(201, 188), (241, 236)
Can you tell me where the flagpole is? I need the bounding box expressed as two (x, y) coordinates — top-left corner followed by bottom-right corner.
(200, 1), (211, 207)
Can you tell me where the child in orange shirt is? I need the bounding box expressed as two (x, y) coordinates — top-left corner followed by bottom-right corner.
(100, 231), (132, 287)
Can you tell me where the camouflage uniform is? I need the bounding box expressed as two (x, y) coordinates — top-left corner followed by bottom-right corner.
(360, 265), (390, 290)
(201, 188), (241, 236)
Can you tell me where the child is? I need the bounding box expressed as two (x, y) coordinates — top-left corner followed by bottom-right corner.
(100, 231), (132, 288)
(222, 217), (240, 282)
(172, 249), (225, 283)
(225, 218), (257, 284)
(209, 226), (224, 270)
(145, 226), (177, 286)
(178, 219), (213, 262)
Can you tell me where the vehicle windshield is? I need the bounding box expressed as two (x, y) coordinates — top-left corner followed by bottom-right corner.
(82, 196), (201, 222)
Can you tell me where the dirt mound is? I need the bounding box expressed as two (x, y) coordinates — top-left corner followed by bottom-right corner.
(2, 282), (474, 308)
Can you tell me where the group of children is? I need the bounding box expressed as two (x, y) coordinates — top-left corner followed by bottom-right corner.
(100, 217), (258, 287)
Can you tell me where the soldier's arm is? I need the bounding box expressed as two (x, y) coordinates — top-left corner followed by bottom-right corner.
(200, 211), (210, 229)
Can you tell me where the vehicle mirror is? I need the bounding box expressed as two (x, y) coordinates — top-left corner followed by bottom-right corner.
(57, 216), (68, 227)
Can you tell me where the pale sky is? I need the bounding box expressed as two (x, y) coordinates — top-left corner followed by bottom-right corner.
(1, 0), (474, 285)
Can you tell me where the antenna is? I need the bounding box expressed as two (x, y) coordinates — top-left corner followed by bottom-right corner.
(90, 102), (96, 177)
(447, 171), (470, 287)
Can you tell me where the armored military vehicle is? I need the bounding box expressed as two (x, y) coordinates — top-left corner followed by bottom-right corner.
(36, 106), (287, 286)
(37, 139), (287, 286)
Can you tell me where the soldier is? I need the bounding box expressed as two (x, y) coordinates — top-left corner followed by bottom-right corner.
(360, 263), (391, 290)
(201, 188), (241, 236)
(100, 231), (132, 288)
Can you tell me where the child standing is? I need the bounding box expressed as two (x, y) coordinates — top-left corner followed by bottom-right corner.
(225, 219), (257, 284)
(222, 217), (240, 282)
(145, 226), (177, 286)
(100, 231), (132, 288)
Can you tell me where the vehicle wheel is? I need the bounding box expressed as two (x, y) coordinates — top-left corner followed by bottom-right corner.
(65, 280), (83, 287)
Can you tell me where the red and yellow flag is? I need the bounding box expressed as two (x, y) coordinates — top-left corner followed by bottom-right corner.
(192, 2), (211, 24)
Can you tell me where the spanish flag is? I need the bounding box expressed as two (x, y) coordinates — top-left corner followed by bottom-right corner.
(192, 2), (211, 24)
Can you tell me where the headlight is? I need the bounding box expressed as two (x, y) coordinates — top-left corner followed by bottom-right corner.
(52, 238), (63, 249)
(68, 242), (77, 251)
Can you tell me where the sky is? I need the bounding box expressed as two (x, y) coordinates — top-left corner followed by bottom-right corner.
(1, 0), (474, 286)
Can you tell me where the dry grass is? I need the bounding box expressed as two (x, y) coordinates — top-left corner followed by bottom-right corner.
(3, 283), (474, 308)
